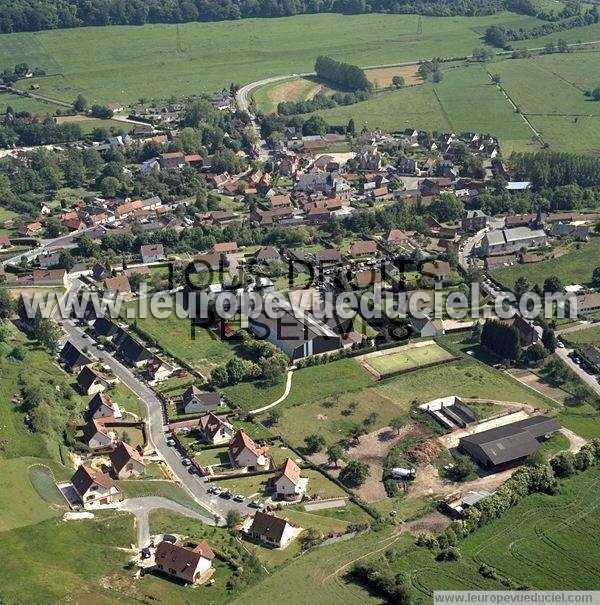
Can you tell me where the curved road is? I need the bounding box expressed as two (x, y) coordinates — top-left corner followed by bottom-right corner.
(236, 39), (600, 118)
(119, 496), (216, 547)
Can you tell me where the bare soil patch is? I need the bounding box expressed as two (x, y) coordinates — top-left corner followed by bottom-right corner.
(312, 423), (428, 502)
(55, 114), (95, 123)
(508, 369), (570, 404)
(268, 78), (321, 107)
(365, 65), (422, 88)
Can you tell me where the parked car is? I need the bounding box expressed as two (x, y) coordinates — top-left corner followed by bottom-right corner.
(166, 438), (176, 447)
(249, 499), (262, 508)
(181, 458), (192, 466)
(220, 490), (232, 499)
(233, 494), (245, 502)
(211, 487), (223, 496)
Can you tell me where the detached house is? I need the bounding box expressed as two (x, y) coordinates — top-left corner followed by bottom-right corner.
(88, 392), (121, 420)
(82, 418), (117, 451)
(182, 386), (221, 414)
(255, 246), (281, 264)
(198, 412), (235, 445)
(110, 441), (145, 479)
(33, 268), (67, 286)
(246, 511), (296, 549)
(77, 366), (108, 395)
(421, 260), (451, 284)
(59, 341), (91, 373)
(70, 465), (123, 509)
(273, 458), (308, 501)
(140, 243), (165, 263)
(229, 430), (270, 471)
(350, 240), (378, 258)
(103, 274), (131, 298)
(155, 540), (215, 585)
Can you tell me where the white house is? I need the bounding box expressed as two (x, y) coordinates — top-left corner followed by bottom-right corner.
(110, 441), (146, 479)
(154, 540), (215, 584)
(273, 457), (308, 501)
(70, 465), (123, 509)
(228, 430), (270, 471)
(140, 243), (165, 263)
(198, 412), (235, 445)
(182, 386), (221, 414)
(246, 511), (296, 549)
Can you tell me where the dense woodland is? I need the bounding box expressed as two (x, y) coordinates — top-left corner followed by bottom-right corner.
(0, 0), (520, 34)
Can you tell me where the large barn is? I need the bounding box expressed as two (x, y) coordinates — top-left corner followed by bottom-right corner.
(459, 415), (560, 468)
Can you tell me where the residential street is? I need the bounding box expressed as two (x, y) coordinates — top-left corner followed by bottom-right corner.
(556, 346), (600, 395)
(58, 281), (253, 521)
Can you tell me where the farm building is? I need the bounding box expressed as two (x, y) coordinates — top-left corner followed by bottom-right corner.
(459, 415), (560, 469)
(420, 396), (478, 430)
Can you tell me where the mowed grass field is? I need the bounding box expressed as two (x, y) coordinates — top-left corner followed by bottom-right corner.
(365, 342), (455, 375)
(492, 238), (600, 290)
(276, 355), (558, 449)
(0, 12), (547, 105)
(562, 325), (600, 347)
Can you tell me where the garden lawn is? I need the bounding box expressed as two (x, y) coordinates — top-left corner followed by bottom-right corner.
(558, 402), (600, 440)
(366, 343), (455, 375)
(492, 238), (600, 291)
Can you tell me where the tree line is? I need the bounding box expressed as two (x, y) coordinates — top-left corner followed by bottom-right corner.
(509, 150), (600, 189)
(276, 89), (370, 116)
(483, 6), (598, 46)
(314, 56), (373, 92)
(0, 0), (508, 34)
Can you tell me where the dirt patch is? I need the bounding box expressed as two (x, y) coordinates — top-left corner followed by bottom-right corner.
(364, 65), (422, 88)
(267, 78), (321, 108)
(312, 423), (429, 502)
(409, 461), (516, 500)
(405, 510), (450, 534)
(55, 114), (95, 123)
(508, 370), (569, 404)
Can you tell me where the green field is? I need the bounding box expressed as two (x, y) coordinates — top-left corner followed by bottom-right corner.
(309, 62), (539, 153)
(366, 343), (455, 375)
(408, 466), (600, 594)
(277, 354), (558, 449)
(123, 300), (238, 378)
(0, 13), (547, 106)
(235, 467), (600, 603)
(222, 357), (373, 411)
(562, 325), (600, 347)
(492, 238), (600, 291)
(0, 90), (60, 115)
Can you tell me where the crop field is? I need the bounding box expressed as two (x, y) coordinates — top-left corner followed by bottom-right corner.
(391, 469), (600, 594)
(493, 54), (600, 115)
(0, 13), (547, 106)
(492, 238), (600, 290)
(364, 342), (455, 375)
(310, 63), (539, 154)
